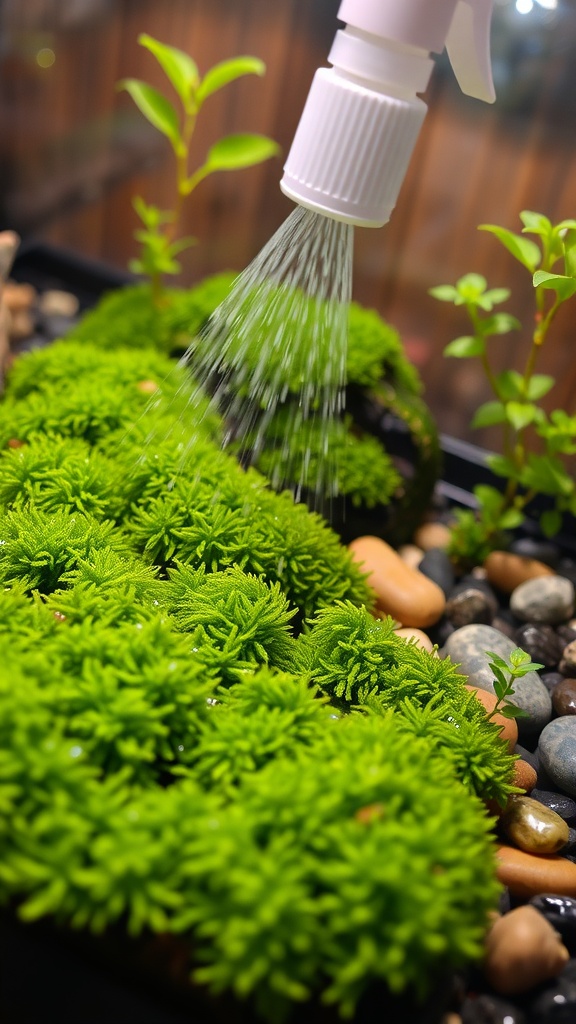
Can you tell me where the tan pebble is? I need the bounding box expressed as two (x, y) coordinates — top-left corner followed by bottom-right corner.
(8, 309), (34, 339)
(394, 626), (434, 653)
(2, 280), (36, 312)
(348, 536), (446, 628)
(137, 380), (159, 394)
(440, 1016), (462, 1024)
(512, 758), (537, 793)
(397, 544), (424, 570)
(38, 289), (79, 318)
(464, 684), (518, 752)
(413, 521), (452, 551)
(484, 551), (554, 594)
(483, 904), (569, 994)
(496, 844), (576, 897)
(501, 794), (569, 855)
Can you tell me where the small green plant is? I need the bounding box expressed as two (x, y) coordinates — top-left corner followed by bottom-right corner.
(118, 34), (279, 302)
(431, 211), (576, 565)
(486, 647), (542, 722)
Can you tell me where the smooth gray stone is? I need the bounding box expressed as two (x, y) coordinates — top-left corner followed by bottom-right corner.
(418, 548), (455, 597)
(443, 624), (552, 737)
(510, 575), (575, 625)
(539, 717), (576, 798)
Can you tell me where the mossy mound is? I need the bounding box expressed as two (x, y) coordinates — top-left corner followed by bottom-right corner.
(0, 285), (514, 1020)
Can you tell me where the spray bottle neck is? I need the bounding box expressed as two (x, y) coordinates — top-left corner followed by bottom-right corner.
(328, 27), (434, 101)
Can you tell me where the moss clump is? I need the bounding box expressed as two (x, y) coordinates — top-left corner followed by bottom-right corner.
(0, 282), (513, 1020)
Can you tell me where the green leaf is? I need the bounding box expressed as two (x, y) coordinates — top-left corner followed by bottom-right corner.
(482, 288), (511, 306)
(486, 652), (511, 672)
(117, 79), (180, 149)
(540, 508), (562, 538)
(533, 270), (576, 301)
(197, 56), (266, 106)
(500, 704), (528, 719)
(189, 134), (280, 189)
(495, 369), (524, 401)
(471, 401), (506, 428)
(486, 454), (517, 479)
(479, 225), (541, 272)
(526, 374), (555, 401)
(519, 210), (552, 236)
(138, 34), (199, 108)
(481, 312), (521, 335)
(497, 507), (524, 530)
(505, 402), (536, 432)
(563, 228), (576, 279)
(428, 284), (459, 302)
(473, 485), (505, 515)
(492, 676), (507, 699)
(444, 336), (485, 358)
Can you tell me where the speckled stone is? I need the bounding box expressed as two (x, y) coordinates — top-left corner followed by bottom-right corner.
(512, 758), (537, 793)
(501, 794), (569, 854)
(443, 624), (552, 737)
(514, 623), (564, 670)
(552, 678), (576, 717)
(445, 587), (496, 628)
(560, 641), (576, 676)
(539, 718), (576, 797)
(510, 576), (575, 626)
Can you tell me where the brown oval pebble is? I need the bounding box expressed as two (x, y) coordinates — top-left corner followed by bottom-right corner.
(551, 677), (576, 716)
(137, 380), (159, 394)
(464, 684), (518, 752)
(348, 536), (446, 628)
(413, 521), (452, 551)
(496, 844), (576, 897)
(512, 758), (537, 793)
(394, 626), (435, 653)
(483, 905), (569, 994)
(501, 794), (569, 855)
(484, 551), (554, 594)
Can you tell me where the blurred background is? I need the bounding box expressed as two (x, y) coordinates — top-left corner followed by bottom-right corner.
(1, 0), (575, 449)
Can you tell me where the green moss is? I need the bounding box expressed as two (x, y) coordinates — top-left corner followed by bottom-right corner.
(0, 282), (510, 1020)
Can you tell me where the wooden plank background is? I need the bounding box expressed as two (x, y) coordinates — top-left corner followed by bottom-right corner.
(1, 0), (576, 450)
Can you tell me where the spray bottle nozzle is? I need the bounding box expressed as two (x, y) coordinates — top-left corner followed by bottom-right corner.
(280, 0), (495, 228)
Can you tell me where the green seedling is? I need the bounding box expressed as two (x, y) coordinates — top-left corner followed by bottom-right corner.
(431, 211), (576, 566)
(118, 34), (279, 303)
(485, 647), (541, 723)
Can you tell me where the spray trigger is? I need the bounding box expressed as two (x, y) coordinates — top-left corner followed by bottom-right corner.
(446, 0), (495, 103)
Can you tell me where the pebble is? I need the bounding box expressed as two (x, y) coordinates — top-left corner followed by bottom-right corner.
(530, 790), (576, 826)
(461, 993), (526, 1023)
(559, 641), (576, 676)
(137, 379), (160, 394)
(38, 288), (79, 318)
(500, 794), (569, 855)
(483, 905), (569, 994)
(484, 551), (555, 594)
(465, 684), (518, 752)
(513, 758), (538, 793)
(2, 280), (36, 312)
(511, 537), (561, 569)
(348, 536), (446, 628)
(539, 718), (576, 797)
(510, 576), (575, 626)
(445, 587), (498, 628)
(515, 746), (555, 790)
(443, 625), (552, 737)
(552, 679), (576, 717)
(418, 547), (455, 597)
(394, 626), (435, 653)
(413, 521), (452, 551)
(529, 895), (576, 942)
(557, 624), (576, 645)
(541, 672), (565, 694)
(397, 543), (424, 570)
(514, 623), (564, 670)
(528, 958), (576, 1023)
(496, 845), (576, 898)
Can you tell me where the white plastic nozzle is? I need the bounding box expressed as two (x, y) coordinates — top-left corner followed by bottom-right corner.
(280, 0), (496, 228)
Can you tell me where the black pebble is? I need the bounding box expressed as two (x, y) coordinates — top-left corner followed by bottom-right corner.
(514, 623), (564, 670)
(531, 789), (576, 825)
(418, 548), (455, 597)
(528, 958), (576, 1023)
(529, 894), (576, 940)
(541, 672), (565, 694)
(461, 992), (526, 1023)
(558, 558), (576, 588)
